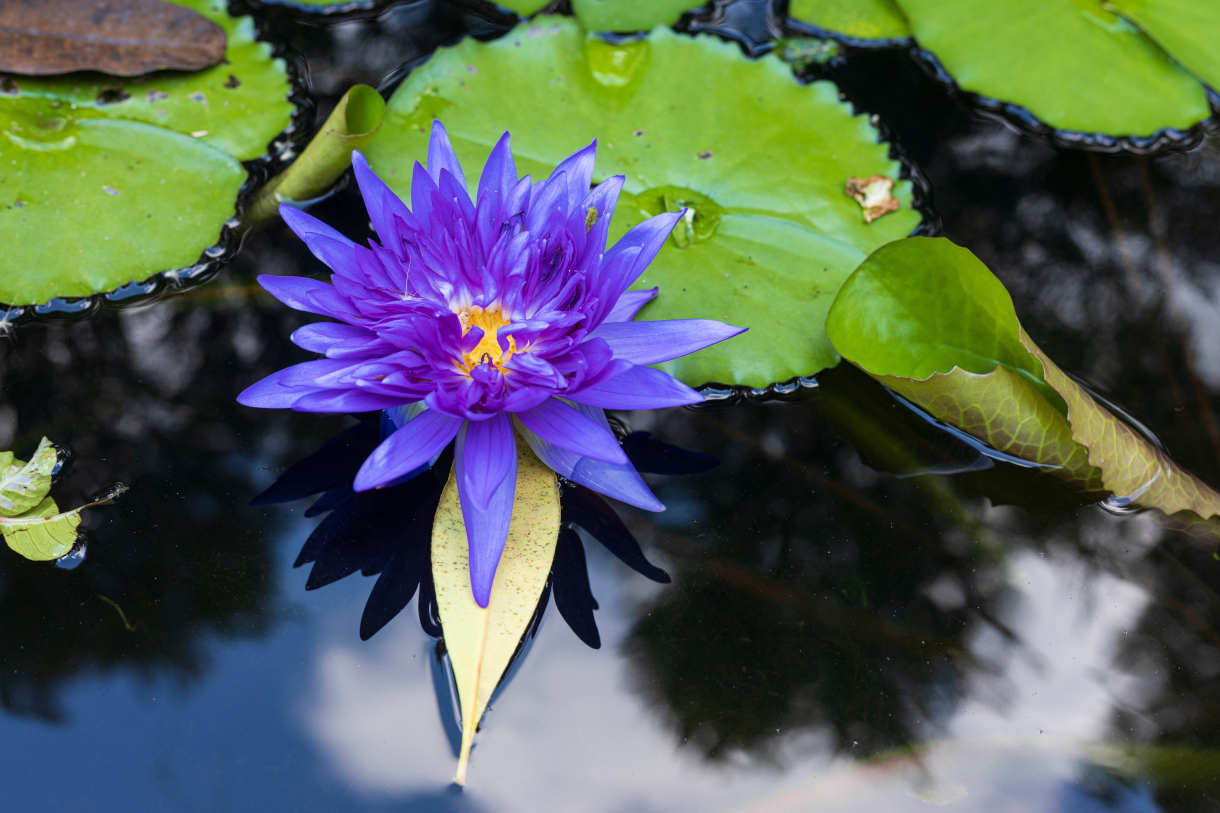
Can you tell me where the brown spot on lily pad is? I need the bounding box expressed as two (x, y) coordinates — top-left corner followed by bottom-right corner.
(844, 174), (900, 223)
(697, 150), (714, 160)
(223, 74), (240, 89)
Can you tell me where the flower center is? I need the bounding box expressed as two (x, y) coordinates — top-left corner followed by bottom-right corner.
(456, 305), (516, 372)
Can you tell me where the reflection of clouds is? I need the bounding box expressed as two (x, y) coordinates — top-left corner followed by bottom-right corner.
(303, 547), (837, 811)
(949, 543), (1148, 743)
(302, 509), (1161, 810)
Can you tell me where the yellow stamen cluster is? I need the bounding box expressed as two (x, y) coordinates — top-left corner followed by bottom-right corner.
(455, 305), (516, 373)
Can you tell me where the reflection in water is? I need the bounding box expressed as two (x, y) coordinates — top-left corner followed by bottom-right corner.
(0, 297), (332, 720)
(2, 0), (1220, 809)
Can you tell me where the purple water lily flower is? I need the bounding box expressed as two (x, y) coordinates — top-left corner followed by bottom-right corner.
(239, 121), (744, 606)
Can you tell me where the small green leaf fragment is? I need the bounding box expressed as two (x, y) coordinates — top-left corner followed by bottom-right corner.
(0, 436), (57, 516)
(0, 495), (80, 561)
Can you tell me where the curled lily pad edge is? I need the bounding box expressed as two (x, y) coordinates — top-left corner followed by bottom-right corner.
(907, 40), (1218, 155)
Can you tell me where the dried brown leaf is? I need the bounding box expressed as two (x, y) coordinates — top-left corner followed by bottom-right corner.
(0, 0), (226, 77)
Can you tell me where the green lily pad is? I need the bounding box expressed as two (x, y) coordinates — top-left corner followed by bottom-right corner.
(826, 237), (1220, 519)
(0, 0), (295, 308)
(570, 0), (699, 31)
(893, 0), (1211, 142)
(496, 0), (551, 14)
(788, 0), (911, 44)
(1107, 0), (1220, 93)
(364, 18), (922, 389)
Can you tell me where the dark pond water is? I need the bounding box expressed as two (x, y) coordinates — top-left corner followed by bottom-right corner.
(4, 0), (1220, 810)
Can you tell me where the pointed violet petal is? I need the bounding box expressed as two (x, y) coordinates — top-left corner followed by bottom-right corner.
(237, 368), (310, 408)
(352, 150), (413, 246)
(589, 319), (746, 365)
(279, 204), (359, 272)
(604, 288), (657, 323)
(517, 406), (664, 512)
(457, 435), (517, 607)
(427, 120), (467, 190)
(477, 132), (517, 206)
(569, 364), (704, 410)
(456, 413), (515, 509)
(548, 140), (597, 208)
(291, 322), (377, 355)
(292, 389), (409, 413)
(517, 398), (627, 464)
(256, 275), (341, 316)
(353, 410), (462, 490)
(596, 210), (682, 309)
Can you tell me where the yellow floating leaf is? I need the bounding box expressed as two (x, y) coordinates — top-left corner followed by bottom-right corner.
(431, 441), (560, 785)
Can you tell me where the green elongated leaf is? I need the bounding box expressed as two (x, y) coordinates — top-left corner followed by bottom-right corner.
(570, 0), (698, 31)
(893, 0), (1210, 138)
(364, 18), (920, 388)
(432, 442), (561, 785)
(0, 496), (80, 561)
(0, 0), (294, 308)
(826, 237), (1220, 518)
(0, 436), (57, 517)
(246, 84), (385, 227)
(789, 0), (911, 43)
(1108, 0), (1220, 92)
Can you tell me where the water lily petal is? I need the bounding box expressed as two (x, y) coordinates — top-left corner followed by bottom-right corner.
(457, 413), (516, 509)
(457, 429), (518, 607)
(256, 275), (341, 316)
(279, 204), (359, 272)
(517, 413), (663, 512)
(518, 398), (627, 464)
(236, 367), (311, 408)
(426, 120), (467, 190)
(352, 150), (413, 250)
(569, 364), (704, 409)
(604, 287), (657, 323)
(590, 319), (746, 365)
(353, 409), (462, 491)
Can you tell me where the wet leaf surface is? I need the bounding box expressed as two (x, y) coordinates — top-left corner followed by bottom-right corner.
(569, 0), (698, 31)
(0, 0), (294, 307)
(364, 17), (920, 389)
(827, 237), (1220, 519)
(431, 442), (560, 784)
(788, 0), (911, 43)
(894, 0), (1211, 140)
(1107, 0), (1220, 92)
(0, 0), (226, 77)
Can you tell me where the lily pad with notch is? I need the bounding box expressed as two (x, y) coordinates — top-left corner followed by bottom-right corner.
(364, 17), (926, 393)
(893, 0), (1216, 151)
(0, 0), (303, 311)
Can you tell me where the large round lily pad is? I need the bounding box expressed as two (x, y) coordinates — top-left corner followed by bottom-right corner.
(0, 0), (296, 308)
(788, 0), (911, 45)
(365, 18), (922, 389)
(894, 0), (1212, 143)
